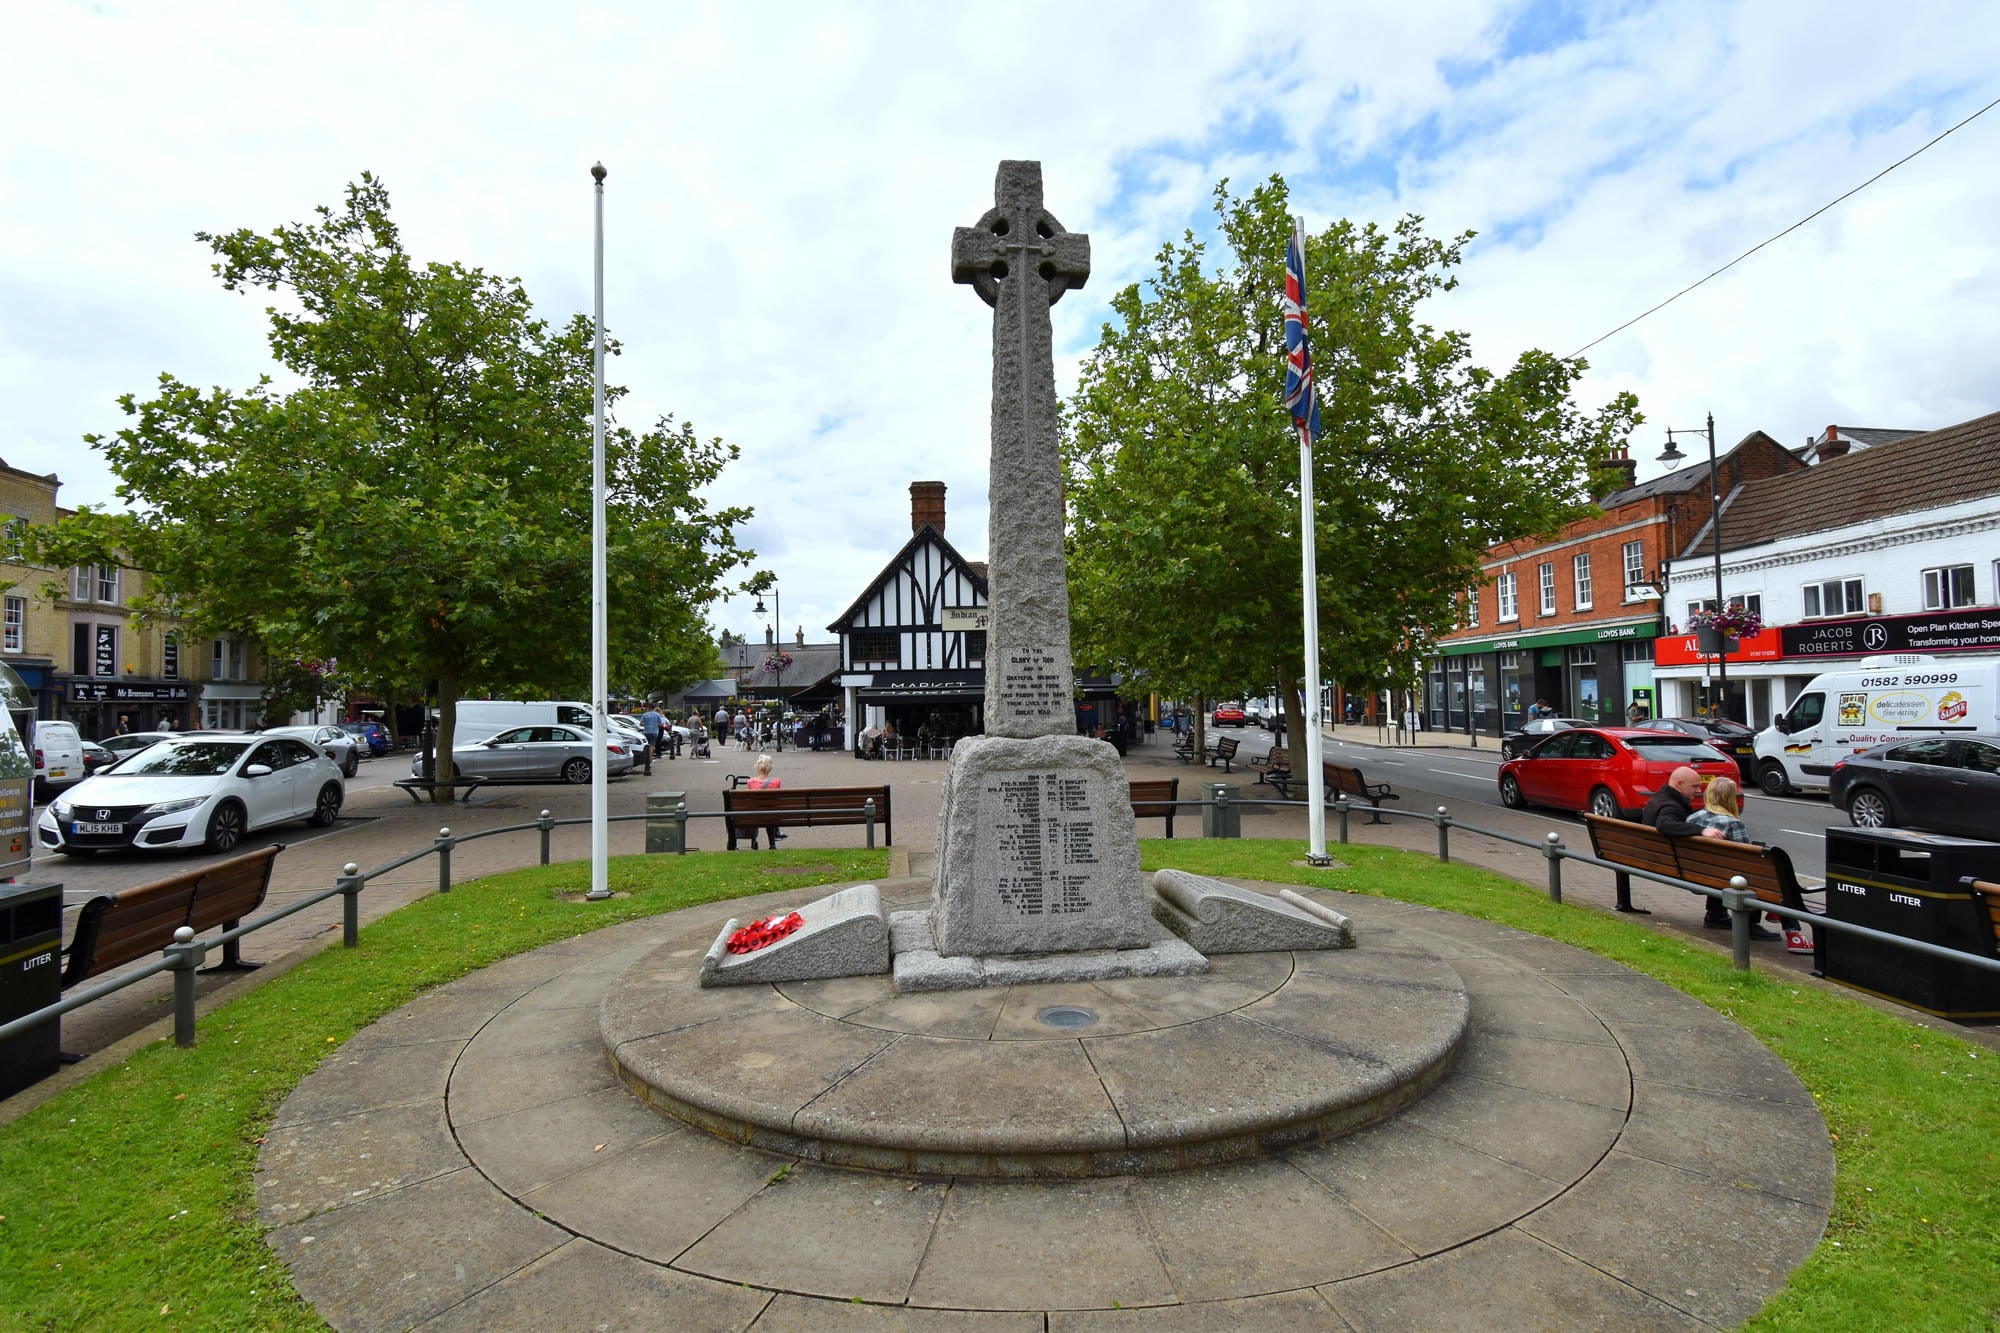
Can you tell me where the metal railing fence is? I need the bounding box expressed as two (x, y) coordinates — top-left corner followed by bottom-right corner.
(6, 787), (1994, 1064)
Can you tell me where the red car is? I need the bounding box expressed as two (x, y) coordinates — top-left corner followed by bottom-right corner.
(1212, 704), (1247, 726)
(1498, 727), (1739, 820)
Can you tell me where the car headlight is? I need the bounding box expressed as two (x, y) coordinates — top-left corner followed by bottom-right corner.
(142, 797), (207, 817)
(51, 801), (71, 822)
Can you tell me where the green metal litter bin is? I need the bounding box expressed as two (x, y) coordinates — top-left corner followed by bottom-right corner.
(1819, 827), (2000, 1020)
(0, 880), (63, 1098)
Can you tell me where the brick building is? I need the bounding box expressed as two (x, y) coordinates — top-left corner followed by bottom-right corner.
(1428, 433), (1806, 736)
(0, 456), (263, 737)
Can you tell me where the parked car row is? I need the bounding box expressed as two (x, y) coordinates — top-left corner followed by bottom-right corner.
(1498, 726), (1738, 820)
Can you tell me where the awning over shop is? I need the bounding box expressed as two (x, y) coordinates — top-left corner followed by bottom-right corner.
(1437, 620), (1658, 657)
(855, 671), (984, 701)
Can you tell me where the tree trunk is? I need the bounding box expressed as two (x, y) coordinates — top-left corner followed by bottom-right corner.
(1192, 692), (1206, 757)
(431, 663), (460, 803)
(1275, 666), (1305, 756)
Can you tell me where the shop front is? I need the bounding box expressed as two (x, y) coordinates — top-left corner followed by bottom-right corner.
(199, 682), (265, 731)
(843, 670), (984, 749)
(1433, 620), (1659, 735)
(1654, 608), (2000, 727)
(63, 678), (196, 739)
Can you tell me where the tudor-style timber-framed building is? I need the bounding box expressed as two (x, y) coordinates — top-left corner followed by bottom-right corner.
(829, 482), (990, 748)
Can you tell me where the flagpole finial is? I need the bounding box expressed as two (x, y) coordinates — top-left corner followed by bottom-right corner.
(591, 162), (607, 183)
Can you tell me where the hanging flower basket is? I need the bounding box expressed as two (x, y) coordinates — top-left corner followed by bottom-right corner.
(1694, 626), (1740, 655)
(762, 652), (794, 676)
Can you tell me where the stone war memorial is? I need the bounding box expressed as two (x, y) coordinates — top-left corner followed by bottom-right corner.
(258, 161), (1835, 1330)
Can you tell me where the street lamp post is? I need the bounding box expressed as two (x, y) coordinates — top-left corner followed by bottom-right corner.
(1656, 413), (1734, 723)
(753, 585), (783, 751)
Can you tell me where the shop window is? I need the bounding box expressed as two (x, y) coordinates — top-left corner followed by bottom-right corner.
(1538, 562), (1556, 615)
(1496, 572), (1518, 621)
(1923, 565), (1975, 611)
(1802, 578), (1862, 619)
(2, 597), (20, 654)
(1620, 640), (1653, 662)
(1573, 554), (1592, 610)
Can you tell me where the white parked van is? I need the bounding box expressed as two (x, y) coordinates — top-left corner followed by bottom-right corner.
(32, 719), (85, 799)
(1754, 655), (2000, 796)
(448, 700), (595, 744)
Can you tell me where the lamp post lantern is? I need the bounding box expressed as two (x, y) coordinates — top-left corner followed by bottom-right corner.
(1656, 412), (1734, 723)
(753, 585), (783, 751)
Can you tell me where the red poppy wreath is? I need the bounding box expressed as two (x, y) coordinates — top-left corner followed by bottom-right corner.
(727, 912), (804, 953)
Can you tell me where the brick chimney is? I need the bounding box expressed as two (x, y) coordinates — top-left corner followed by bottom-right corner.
(910, 480), (947, 535)
(1593, 444), (1638, 500)
(1814, 425), (1850, 463)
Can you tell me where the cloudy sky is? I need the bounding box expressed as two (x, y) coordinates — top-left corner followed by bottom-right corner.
(4, 2), (1996, 653)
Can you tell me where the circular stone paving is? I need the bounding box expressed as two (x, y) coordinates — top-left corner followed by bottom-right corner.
(601, 920), (1470, 1177)
(257, 879), (1836, 1330)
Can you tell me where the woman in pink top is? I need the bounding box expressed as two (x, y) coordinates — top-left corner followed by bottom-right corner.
(746, 753), (784, 848)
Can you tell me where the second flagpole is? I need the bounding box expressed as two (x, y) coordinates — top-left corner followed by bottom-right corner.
(586, 162), (611, 901)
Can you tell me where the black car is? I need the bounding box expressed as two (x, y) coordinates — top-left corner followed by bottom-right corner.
(1500, 717), (1587, 760)
(1640, 716), (1757, 780)
(1830, 735), (2000, 840)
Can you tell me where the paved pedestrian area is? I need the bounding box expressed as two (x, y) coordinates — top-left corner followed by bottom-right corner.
(257, 877), (1834, 1330)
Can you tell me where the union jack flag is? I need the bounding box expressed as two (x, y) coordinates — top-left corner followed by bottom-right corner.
(1281, 220), (1323, 439)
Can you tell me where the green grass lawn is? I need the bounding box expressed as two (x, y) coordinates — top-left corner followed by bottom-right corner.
(0, 839), (1992, 1330)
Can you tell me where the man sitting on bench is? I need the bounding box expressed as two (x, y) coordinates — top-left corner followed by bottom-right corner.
(1641, 767), (1772, 937)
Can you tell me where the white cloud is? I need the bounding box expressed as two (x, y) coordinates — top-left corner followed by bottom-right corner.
(3, 1), (1996, 647)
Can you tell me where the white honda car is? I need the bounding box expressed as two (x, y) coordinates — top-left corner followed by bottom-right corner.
(38, 735), (345, 855)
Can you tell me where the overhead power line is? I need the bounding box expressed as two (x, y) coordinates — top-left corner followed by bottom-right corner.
(1570, 91), (2000, 359)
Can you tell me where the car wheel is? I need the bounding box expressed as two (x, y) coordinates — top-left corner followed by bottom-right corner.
(1587, 786), (1622, 819)
(1847, 786), (1893, 829)
(1757, 761), (1793, 797)
(204, 800), (246, 853)
(342, 755), (359, 778)
(1499, 773), (1527, 809)
(563, 757), (591, 784)
(309, 783), (343, 828)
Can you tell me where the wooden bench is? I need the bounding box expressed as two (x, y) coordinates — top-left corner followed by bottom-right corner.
(1129, 778), (1180, 838)
(723, 784), (892, 850)
(1962, 879), (2000, 957)
(61, 844), (283, 988)
(1325, 762), (1398, 823)
(1582, 814), (1821, 921)
(1250, 745), (1291, 786)
(1206, 736), (1240, 772)
(392, 775), (488, 803)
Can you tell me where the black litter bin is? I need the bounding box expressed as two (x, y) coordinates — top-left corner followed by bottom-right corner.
(1819, 828), (2000, 1020)
(1, 880), (63, 1099)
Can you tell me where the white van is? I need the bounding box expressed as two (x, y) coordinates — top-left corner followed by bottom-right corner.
(1754, 655), (2000, 796)
(448, 700), (595, 743)
(31, 719), (85, 799)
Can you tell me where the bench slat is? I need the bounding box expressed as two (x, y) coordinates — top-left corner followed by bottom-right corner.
(63, 845), (282, 988)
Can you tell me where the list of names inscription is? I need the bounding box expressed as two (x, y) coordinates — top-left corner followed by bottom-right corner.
(983, 769), (1102, 919)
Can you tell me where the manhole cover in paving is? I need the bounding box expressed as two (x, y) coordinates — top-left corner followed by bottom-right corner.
(1035, 1005), (1098, 1029)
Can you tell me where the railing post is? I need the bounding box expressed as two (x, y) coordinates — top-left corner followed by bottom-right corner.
(864, 798), (877, 849)
(1434, 806), (1451, 864)
(538, 809), (554, 865)
(1725, 876), (1754, 971)
(676, 801), (689, 855)
(436, 827), (454, 894)
(337, 862), (365, 948)
(164, 925), (205, 1049)
(1335, 796), (1350, 845)
(1544, 832), (1564, 903)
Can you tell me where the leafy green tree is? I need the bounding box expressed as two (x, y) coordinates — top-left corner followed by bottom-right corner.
(1065, 177), (1641, 737)
(36, 176), (751, 797)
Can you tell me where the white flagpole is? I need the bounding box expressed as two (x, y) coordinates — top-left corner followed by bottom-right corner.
(586, 162), (611, 901)
(1295, 216), (1330, 866)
